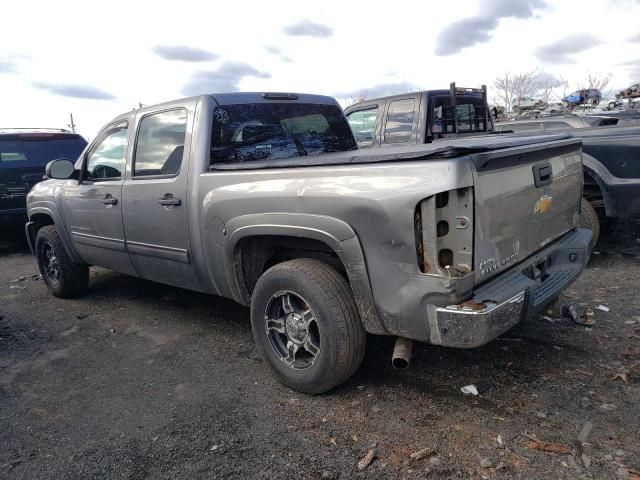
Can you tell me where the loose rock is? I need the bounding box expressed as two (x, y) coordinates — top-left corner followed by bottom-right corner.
(357, 449), (375, 470)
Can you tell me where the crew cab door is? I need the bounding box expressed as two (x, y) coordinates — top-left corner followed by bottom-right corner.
(121, 106), (201, 291)
(382, 95), (420, 145)
(61, 120), (137, 275)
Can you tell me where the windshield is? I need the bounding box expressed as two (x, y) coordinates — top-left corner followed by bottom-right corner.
(0, 134), (87, 169)
(210, 103), (356, 164)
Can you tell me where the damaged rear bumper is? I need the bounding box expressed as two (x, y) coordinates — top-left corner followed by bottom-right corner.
(427, 228), (592, 348)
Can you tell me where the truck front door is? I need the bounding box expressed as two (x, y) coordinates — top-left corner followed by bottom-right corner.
(62, 120), (137, 275)
(121, 106), (201, 291)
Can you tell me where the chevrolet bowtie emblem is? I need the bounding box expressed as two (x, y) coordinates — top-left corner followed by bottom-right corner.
(534, 195), (553, 214)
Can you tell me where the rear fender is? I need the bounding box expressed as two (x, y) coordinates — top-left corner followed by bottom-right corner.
(223, 213), (387, 335)
(582, 153), (614, 216)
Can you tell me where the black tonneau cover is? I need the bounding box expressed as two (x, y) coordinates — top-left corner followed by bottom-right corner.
(211, 133), (577, 170)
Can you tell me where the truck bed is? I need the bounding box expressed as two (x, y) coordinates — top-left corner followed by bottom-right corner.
(211, 133), (575, 170)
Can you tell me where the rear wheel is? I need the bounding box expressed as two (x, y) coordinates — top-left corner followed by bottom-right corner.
(579, 197), (600, 252)
(35, 225), (89, 298)
(250, 259), (366, 394)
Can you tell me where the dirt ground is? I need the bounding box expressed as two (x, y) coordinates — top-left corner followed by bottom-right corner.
(1, 222), (639, 480)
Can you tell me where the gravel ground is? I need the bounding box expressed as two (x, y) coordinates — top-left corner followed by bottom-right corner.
(1, 223), (639, 480)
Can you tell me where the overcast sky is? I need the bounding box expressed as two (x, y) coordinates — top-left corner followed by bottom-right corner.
(1, 0), (639, 138)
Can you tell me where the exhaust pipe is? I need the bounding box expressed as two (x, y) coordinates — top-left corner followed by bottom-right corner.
(392, 337), (413, 369)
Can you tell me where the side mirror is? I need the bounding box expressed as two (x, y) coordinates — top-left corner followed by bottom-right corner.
(45, 159), (75, 179)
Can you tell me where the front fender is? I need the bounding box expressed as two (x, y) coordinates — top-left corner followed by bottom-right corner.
(27, 203), (83, 264)
(223, 213), (387, 335)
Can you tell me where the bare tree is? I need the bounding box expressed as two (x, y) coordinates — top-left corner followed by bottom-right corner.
(342, 92), (368, 107)
(494, 70), (542, 114)
(538, 76), (562, 104)
(581, 72), (613, 95)
(493, 73), (517, 114)
(558, 76), (571, 99)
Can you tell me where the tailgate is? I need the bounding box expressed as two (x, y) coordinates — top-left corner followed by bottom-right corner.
(471, 138), (583, 284)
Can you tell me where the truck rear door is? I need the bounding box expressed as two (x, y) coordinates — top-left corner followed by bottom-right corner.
(471, 138), (583, 284)
(345, 103), (381, 148)
(121, 103), (201, 291)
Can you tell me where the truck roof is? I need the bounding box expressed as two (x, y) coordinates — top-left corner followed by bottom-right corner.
(347, 88), (485, 108)
(136, 92), (341, 113)
(211, 92), (340, 106)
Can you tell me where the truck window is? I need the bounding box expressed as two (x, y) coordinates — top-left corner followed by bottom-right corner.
(133, 109), (187, 177)
(346, 107), (378, 147)
(210, 103), (356, 164)
(85, 124), (128, 180)
(384, 99), (415, 143)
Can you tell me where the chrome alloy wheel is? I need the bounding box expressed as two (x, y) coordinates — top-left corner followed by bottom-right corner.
(42, 242), (60, 281)
(264, 291), (321, 370)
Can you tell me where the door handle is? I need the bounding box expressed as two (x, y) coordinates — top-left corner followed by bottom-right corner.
(102, 194), (118, 205)
(158, 194), (181, 206)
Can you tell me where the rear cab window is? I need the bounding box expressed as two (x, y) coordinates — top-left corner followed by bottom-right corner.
(210, 103), (356, 165)
(346, 106), (379, 147)
(429, 94), (491, 139)
(0, 133), (87, 169)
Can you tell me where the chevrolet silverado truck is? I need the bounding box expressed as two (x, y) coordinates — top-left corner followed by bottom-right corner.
(26, 92), (591, 394)
(344, 83), (633, 249)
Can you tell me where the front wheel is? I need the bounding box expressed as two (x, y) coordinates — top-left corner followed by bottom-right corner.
(250, 259), (366, 394)
(35, 225), (89, 298)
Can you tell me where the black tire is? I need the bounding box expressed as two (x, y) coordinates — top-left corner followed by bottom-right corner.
(250, 259), (366, 394)
(578, 198), (600, 252)
(35, 225), (89, 298)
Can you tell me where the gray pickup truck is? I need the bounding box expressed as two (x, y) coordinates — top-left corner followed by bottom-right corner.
(345, 84), (640, 248)
(26, 92), (591, 393)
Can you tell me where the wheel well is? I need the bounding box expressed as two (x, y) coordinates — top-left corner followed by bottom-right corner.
(31, 213), (55, 231)
(28, 213), (55, 246)
(234, 236), (346, 302)
(583, 170), (604, 209)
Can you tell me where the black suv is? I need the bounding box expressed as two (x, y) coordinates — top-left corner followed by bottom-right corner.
(1, 129), (87, 228)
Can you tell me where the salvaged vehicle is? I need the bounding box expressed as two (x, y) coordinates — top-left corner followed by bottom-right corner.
(616, 82), (640, 99)
(512, 96), (546, 115)
(496, 115), (640, 247)
(1, 129), (87, 228)
(26, 92), (591, 394)
(563, 89), (601, 107)
(346, 85), (638, 250)
(344, 84), (494, 147)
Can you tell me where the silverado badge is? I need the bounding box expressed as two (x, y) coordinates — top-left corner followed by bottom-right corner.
(534, 194), (553, 215)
